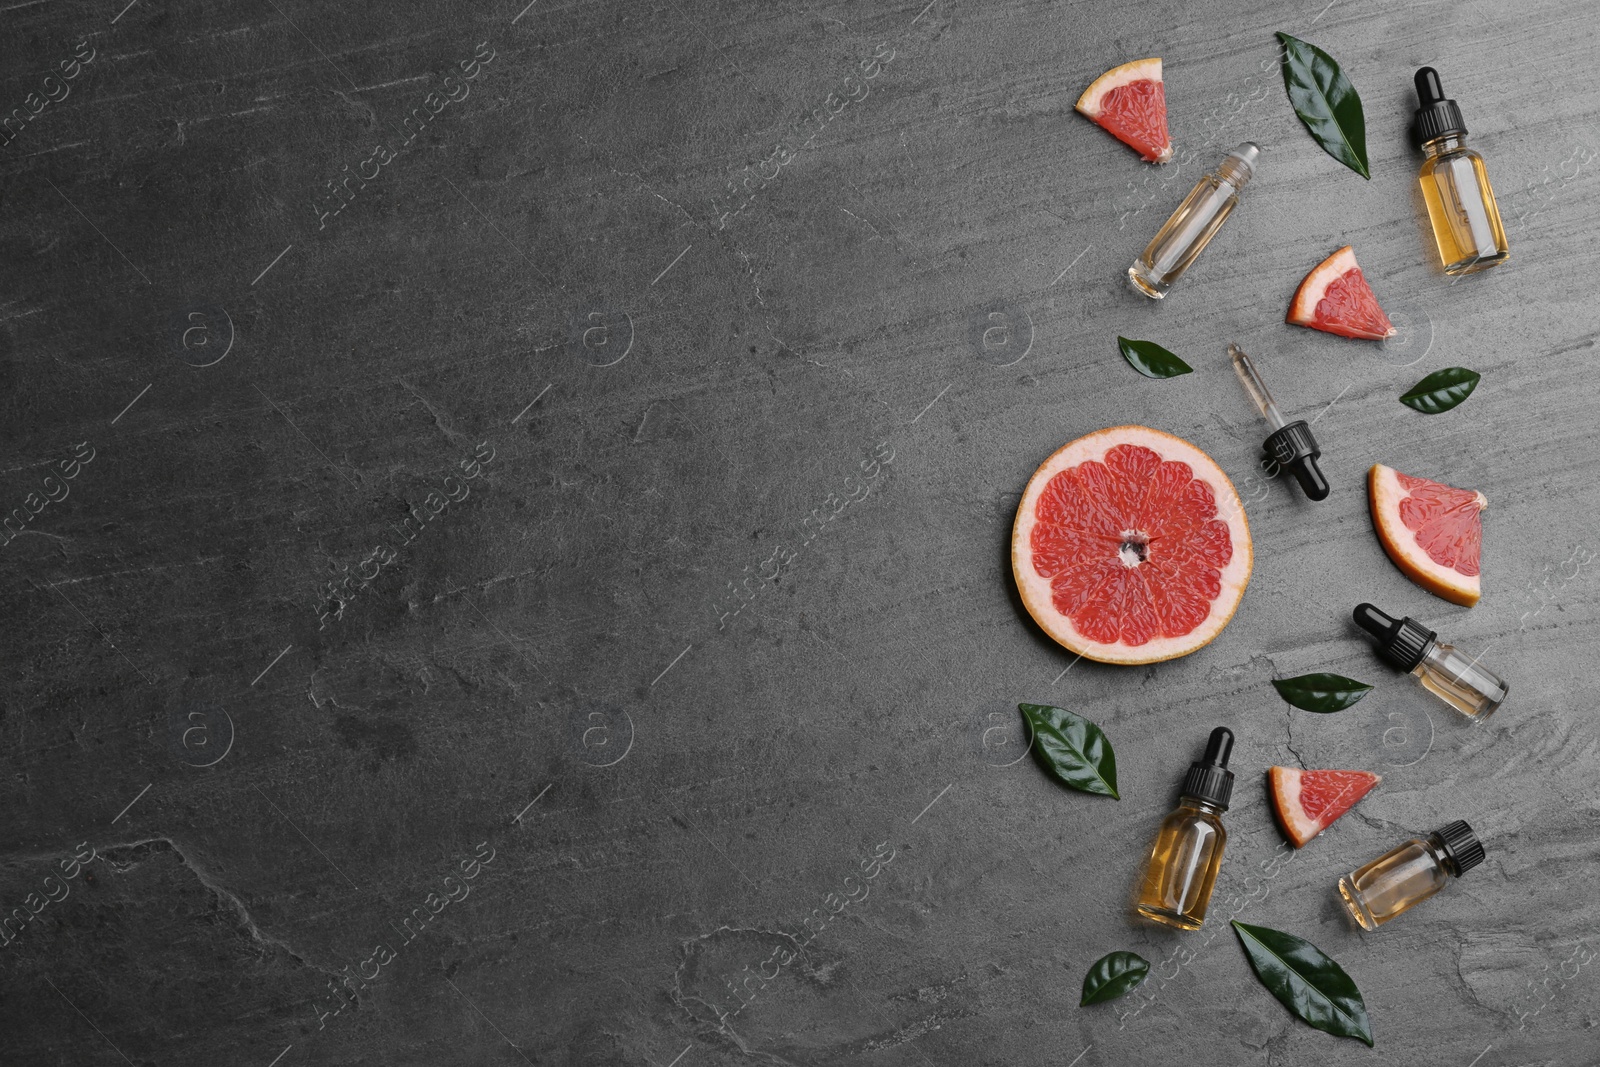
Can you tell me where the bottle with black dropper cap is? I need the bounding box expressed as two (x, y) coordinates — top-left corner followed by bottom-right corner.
(1353, 603), (1509, 718)
(1339, 819), (1486, 930)
(1414, 66), (1510, 274)
(1135, 727), (1235, 931)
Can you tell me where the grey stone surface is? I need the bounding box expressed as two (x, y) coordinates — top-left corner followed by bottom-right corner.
(1, 0), (1596, 1064)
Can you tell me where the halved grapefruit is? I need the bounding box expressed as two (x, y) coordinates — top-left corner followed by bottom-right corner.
(1369, 463), (1486, 606)
(1075, 58), (1173, 164)
(1269, 766), (1381, 848)
(1011, 426), (1252, 665)
(1286, 246), (1395, 340)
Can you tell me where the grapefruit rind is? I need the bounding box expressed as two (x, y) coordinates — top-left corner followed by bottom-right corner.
(1010, 425), (1252, 666)
(1075, 58), (1174, 164)
(1368, 463), (1485, 607)
(1269, 766), (1381, 848)
(1287, 245), (1397, 340)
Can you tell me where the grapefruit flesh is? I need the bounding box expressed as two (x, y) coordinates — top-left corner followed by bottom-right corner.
(1011, 426), (1252, 665)
(1286, 246), (1396, 340)
(1269, 766), (1381, 848)
(1075, 58), (1173, 164)
(1369, 463), (1486, 607)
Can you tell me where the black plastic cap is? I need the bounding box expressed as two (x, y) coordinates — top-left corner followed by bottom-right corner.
(1264, 420), (1330, 501)
(1414, 66), (1467, 146)
(1353, 603), (1436, 672)
(1431, 820), (1486, 876)
(1180, 726), (1235, 811)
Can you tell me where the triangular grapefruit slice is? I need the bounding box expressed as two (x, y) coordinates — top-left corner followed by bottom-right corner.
(1286, 246), (1396, 340)
(1369, 463), (1486, 606)
(1270, 766), (1380, 848)
(1075, 58), (1173, 163)
(1011, 426), (1252, 665)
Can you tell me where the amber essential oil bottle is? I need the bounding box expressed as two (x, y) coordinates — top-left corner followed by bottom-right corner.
(1135, 727), (1235, 931)
(1353, 603), (1509, 719)
(1414, 67), (1509, 274)
(1339, 820), (1485, 930)
(1128, 143), (1257, 298)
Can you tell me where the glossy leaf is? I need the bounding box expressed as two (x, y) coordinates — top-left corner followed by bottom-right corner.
(1232, 921), (1374, 1046)
(1080, 951), (1150, 1006)
(1271, 673), (1373, 713)
(1018, 703), (1120, 799)
(1117, 336), (1193, 379)
(1276, 32), (1370, 179)
(1399, 367), (1480, 414)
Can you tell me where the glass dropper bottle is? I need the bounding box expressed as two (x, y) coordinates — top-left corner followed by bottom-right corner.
(1228, 345), (1329, 500)
(1413, 67), (1509, 274)
(1135, 726), (1235, 931)
(1339, 819), (1485, 930)
(1128, 142), (1258, 298)
(1353, 603), (1508, 718)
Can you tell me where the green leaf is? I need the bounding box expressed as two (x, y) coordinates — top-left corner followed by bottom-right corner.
(1080, 950), (1150, 1006)
(1232, 921), (1374, 1046)
(1271, 673), (1373, 713)
(1117, 336), (1193, 379)
(1276, 32), (1370, 180)
(1017, 704), (1120, 798)
(1399, 367), (1481, 414)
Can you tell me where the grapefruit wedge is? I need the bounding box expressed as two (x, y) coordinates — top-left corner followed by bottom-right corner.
(1011, 426), (1252, 665)
(1286, 246), (1395, 340)
(1269, 766), (1381, 848)
(1369, 463), (1486, 606)
(1076, 58), (1173, 163)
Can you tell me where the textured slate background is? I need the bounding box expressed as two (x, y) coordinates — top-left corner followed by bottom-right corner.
(2, 0), (1597, 1064)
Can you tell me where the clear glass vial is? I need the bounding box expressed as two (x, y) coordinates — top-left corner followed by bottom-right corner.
(1136, 726), (1234, 931)
(1353, 603), (1509, 719)
(1339, 819), (1484, 930)
(1129, 142), (1257, 299)
(1413, 67), (1509, 274)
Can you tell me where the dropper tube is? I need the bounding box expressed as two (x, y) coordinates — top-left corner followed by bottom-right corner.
(1227, 343), (1330, 501)
(1229, 345), (1287, 430)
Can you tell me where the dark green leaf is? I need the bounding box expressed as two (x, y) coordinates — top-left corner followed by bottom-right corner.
(1017, 704), (1119, 798)
(1117, 336), (1193, 379)
(1271, 673), (1373, 713)
(1276, 32), (1370, 179)
(1232, 921), (1374, 1046)
(1399, 367), (1481, 414)
(1080, 950), (1149, 1006)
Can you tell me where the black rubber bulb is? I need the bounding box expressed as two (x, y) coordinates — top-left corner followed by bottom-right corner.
(1289, 455), (1331, 501)
(1415, 66), (1446, 107)
(1200, 726), (1234, 768)
(1353, 603), (1402, 642)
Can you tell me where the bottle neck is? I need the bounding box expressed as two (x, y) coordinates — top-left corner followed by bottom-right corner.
(1214, 158), (1252, 190)
(1423, 834), (1461, 877)
(1177, 796), (1226, 818)
(1421, 133), (1469, 158)
(1408, 637), (1445, 676)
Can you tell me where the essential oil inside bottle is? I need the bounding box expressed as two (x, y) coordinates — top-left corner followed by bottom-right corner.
(1339, 820), (1484, 930)
(1136, 726), (1234, 931)
(1353, 603), (1508, 719)
(1413, 67), (1509, 275)
(1129, 143), (1257, 298)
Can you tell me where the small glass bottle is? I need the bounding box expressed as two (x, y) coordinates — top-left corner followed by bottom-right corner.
(1353, 603), (1509, 719)
(1413, 67), (1509, 275)
(1339, 820), (1484, 930)
(1128, 142), (1257, 299)
(1135, 726), (1235, 931)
